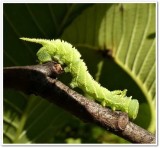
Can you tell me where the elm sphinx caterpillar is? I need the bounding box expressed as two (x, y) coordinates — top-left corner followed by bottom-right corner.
(20, 37), (139, 119)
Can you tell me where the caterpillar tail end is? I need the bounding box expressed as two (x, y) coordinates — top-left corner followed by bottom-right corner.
(128, 99), (139, 119)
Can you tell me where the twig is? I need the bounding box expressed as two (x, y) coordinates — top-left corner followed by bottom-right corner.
(3, 62), (156, 144)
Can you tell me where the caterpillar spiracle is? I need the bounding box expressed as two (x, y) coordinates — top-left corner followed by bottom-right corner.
(20, 37), (139, 119)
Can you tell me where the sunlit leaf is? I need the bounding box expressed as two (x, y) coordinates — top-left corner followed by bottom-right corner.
(62, 3), (156, 132)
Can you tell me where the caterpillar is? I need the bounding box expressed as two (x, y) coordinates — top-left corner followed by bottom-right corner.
(20, 37), (139, 119)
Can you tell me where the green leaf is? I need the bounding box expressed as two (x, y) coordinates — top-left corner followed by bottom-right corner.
(62, 4), (156, 132)
(3, 4), (92, 144)
(4, 3), (156, 144)
(3, 90), (72, 143)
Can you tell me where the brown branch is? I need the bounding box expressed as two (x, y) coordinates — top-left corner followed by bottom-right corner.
(3, 62), (155, 144)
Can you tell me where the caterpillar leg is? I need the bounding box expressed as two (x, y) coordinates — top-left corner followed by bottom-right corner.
(70, 79), (78, 88)
(101, 100), (116, 111)
(64, 67), (70, 73)
(101, 100), (106, 107)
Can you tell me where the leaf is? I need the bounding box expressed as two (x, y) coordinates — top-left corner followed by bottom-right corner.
(3, 3), (156, 144)
(62, 4), (156, 132)
(3, 90), (72, 143)
(4, 3), (91, 66)
(3, 4), (92, 143)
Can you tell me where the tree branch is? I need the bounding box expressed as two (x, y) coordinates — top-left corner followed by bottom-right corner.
(3, 62), (155, 144)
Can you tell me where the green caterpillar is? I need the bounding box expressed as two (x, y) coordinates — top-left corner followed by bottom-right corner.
(20, 37), (139, 119)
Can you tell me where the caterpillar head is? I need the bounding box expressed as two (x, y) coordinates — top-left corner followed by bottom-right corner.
(128, 99), (139, 119)
(36, 47), (52, 64)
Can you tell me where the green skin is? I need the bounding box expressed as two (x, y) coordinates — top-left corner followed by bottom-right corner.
(20, 37), (139, 119)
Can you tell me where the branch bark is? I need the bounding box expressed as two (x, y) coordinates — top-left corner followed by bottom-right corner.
(3, 62), (156, 144)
